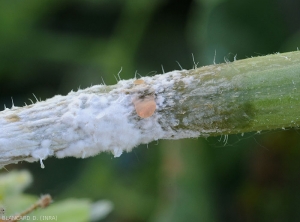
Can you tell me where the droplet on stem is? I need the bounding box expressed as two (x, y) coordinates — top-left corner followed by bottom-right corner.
(133, 95), (156, 118)
(133, 79), (145, 85)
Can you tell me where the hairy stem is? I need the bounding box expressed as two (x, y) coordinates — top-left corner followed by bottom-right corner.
(0, 51), (299, 167)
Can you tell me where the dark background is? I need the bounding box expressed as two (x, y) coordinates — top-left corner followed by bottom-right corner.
(2, 0), (300, 221)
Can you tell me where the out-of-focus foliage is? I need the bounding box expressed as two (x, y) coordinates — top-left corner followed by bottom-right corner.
(0, 171), (113, 221)
(1, 0), (300, 221)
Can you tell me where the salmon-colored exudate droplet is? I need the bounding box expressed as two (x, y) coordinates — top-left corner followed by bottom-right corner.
(133, 96), (156, 118)
(133, 79), (145, 85)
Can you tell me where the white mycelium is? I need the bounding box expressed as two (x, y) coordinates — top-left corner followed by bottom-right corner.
(0, 70), (198, 168)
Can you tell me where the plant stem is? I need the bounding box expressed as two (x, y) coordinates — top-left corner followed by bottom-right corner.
(0, 51), (299, 167)
(176, 51), (300, 136)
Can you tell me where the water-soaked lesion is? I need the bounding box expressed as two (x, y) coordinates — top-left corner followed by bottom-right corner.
(160, 76), (257, 136)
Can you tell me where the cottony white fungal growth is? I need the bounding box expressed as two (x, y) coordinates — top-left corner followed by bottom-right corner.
(0, 70), (199, 168)
(1, 51), (300, 168)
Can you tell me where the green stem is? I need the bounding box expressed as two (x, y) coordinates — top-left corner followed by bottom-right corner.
(176, 51), (300, 136)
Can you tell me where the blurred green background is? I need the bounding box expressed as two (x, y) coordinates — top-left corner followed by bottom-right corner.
(1, 0), (300, 221)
